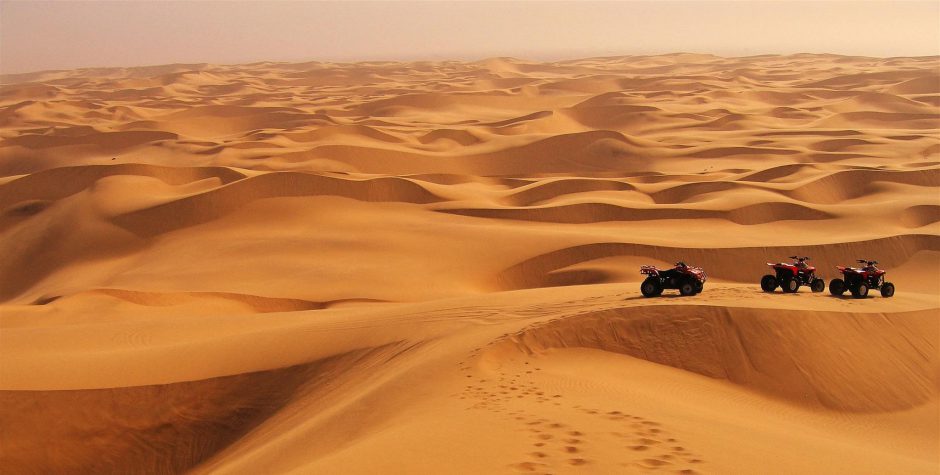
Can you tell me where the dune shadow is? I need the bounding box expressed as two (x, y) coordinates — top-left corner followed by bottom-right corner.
(623, 294), (698, 301)
(826, 294), (871, 300)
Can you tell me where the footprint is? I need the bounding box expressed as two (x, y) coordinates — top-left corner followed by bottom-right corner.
(639, 458), (672, 468)
(511, 461), (547, 472)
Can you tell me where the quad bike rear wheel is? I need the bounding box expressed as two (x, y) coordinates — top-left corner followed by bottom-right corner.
(851, 283), (869, 299)
(679, 281), (696, 296)
(641, 277), (663, 298)
(880, 282), (895, 297)
(760, 275), (777, 292)
(810, 278), (825, 293)
(781, 277), (799, 293)
(829, 278), (846, 296)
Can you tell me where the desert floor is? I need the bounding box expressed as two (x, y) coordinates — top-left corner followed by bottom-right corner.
(0, 54), (938, 474)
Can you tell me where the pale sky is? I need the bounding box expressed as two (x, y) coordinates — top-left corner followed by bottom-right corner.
(2, 1), (938, 74)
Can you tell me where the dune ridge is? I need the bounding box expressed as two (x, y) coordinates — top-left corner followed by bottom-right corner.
(487, 305), (937, 412)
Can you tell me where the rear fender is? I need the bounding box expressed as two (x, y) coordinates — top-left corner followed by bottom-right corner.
(640, 266), (660, 277)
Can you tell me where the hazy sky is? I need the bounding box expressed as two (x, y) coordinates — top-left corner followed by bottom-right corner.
(2, 1), (938, 74)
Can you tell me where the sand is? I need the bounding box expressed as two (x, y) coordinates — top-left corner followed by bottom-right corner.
(0, 54), (938, 474)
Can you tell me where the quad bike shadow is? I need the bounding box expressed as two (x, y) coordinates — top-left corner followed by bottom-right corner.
(624, 293), (692, 301)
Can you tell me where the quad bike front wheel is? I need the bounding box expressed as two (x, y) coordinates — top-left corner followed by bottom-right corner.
(810, 279), (825, 293)
(760, 275), (777, 292)
(679, 281), (696, 296)
(829, 278), (846, 296)
(693, 281), (704, 294)
(880, 282), (895, 298)
(781, 277), (799, 293)
(641, 277), (663, 298)
(852, 283), (869, 299)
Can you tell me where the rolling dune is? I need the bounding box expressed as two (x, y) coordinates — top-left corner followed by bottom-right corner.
(1, 54), (938, 474)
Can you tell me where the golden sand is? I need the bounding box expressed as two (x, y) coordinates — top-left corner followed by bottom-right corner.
(1, 54), (938, 474)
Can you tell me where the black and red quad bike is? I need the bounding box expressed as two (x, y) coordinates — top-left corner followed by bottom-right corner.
(640, 262), (706, 297)
(760, 256), (825, 293)
(829, 260), (894, 298)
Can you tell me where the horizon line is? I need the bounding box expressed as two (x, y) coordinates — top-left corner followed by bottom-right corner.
(4, 51), (940, 81)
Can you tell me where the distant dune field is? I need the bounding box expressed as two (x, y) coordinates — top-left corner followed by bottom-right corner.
(0, 54), (938, 474)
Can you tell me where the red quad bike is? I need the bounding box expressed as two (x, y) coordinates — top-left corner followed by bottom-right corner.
(760, 256), (825, 293)
(640, 262), (707, 297)
(830, 260), (895, 298)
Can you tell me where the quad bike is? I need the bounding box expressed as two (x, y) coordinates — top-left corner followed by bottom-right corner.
(640, 262), (706, 297)
(829, 260), (894, 298)
(760, 256), (825, 293)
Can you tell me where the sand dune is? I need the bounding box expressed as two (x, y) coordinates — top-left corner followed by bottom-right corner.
(503, 178), (637, 206)
(3, 129), (178, 151)
(110, 172), (443, 237)
(901, 204), (940, 228)
(0, 164), (245, 207)
(490, 305), (936, 411)
(787, 168), (940, 203)
(1, 54), (938, 474)
(0, 346), (400, 474)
